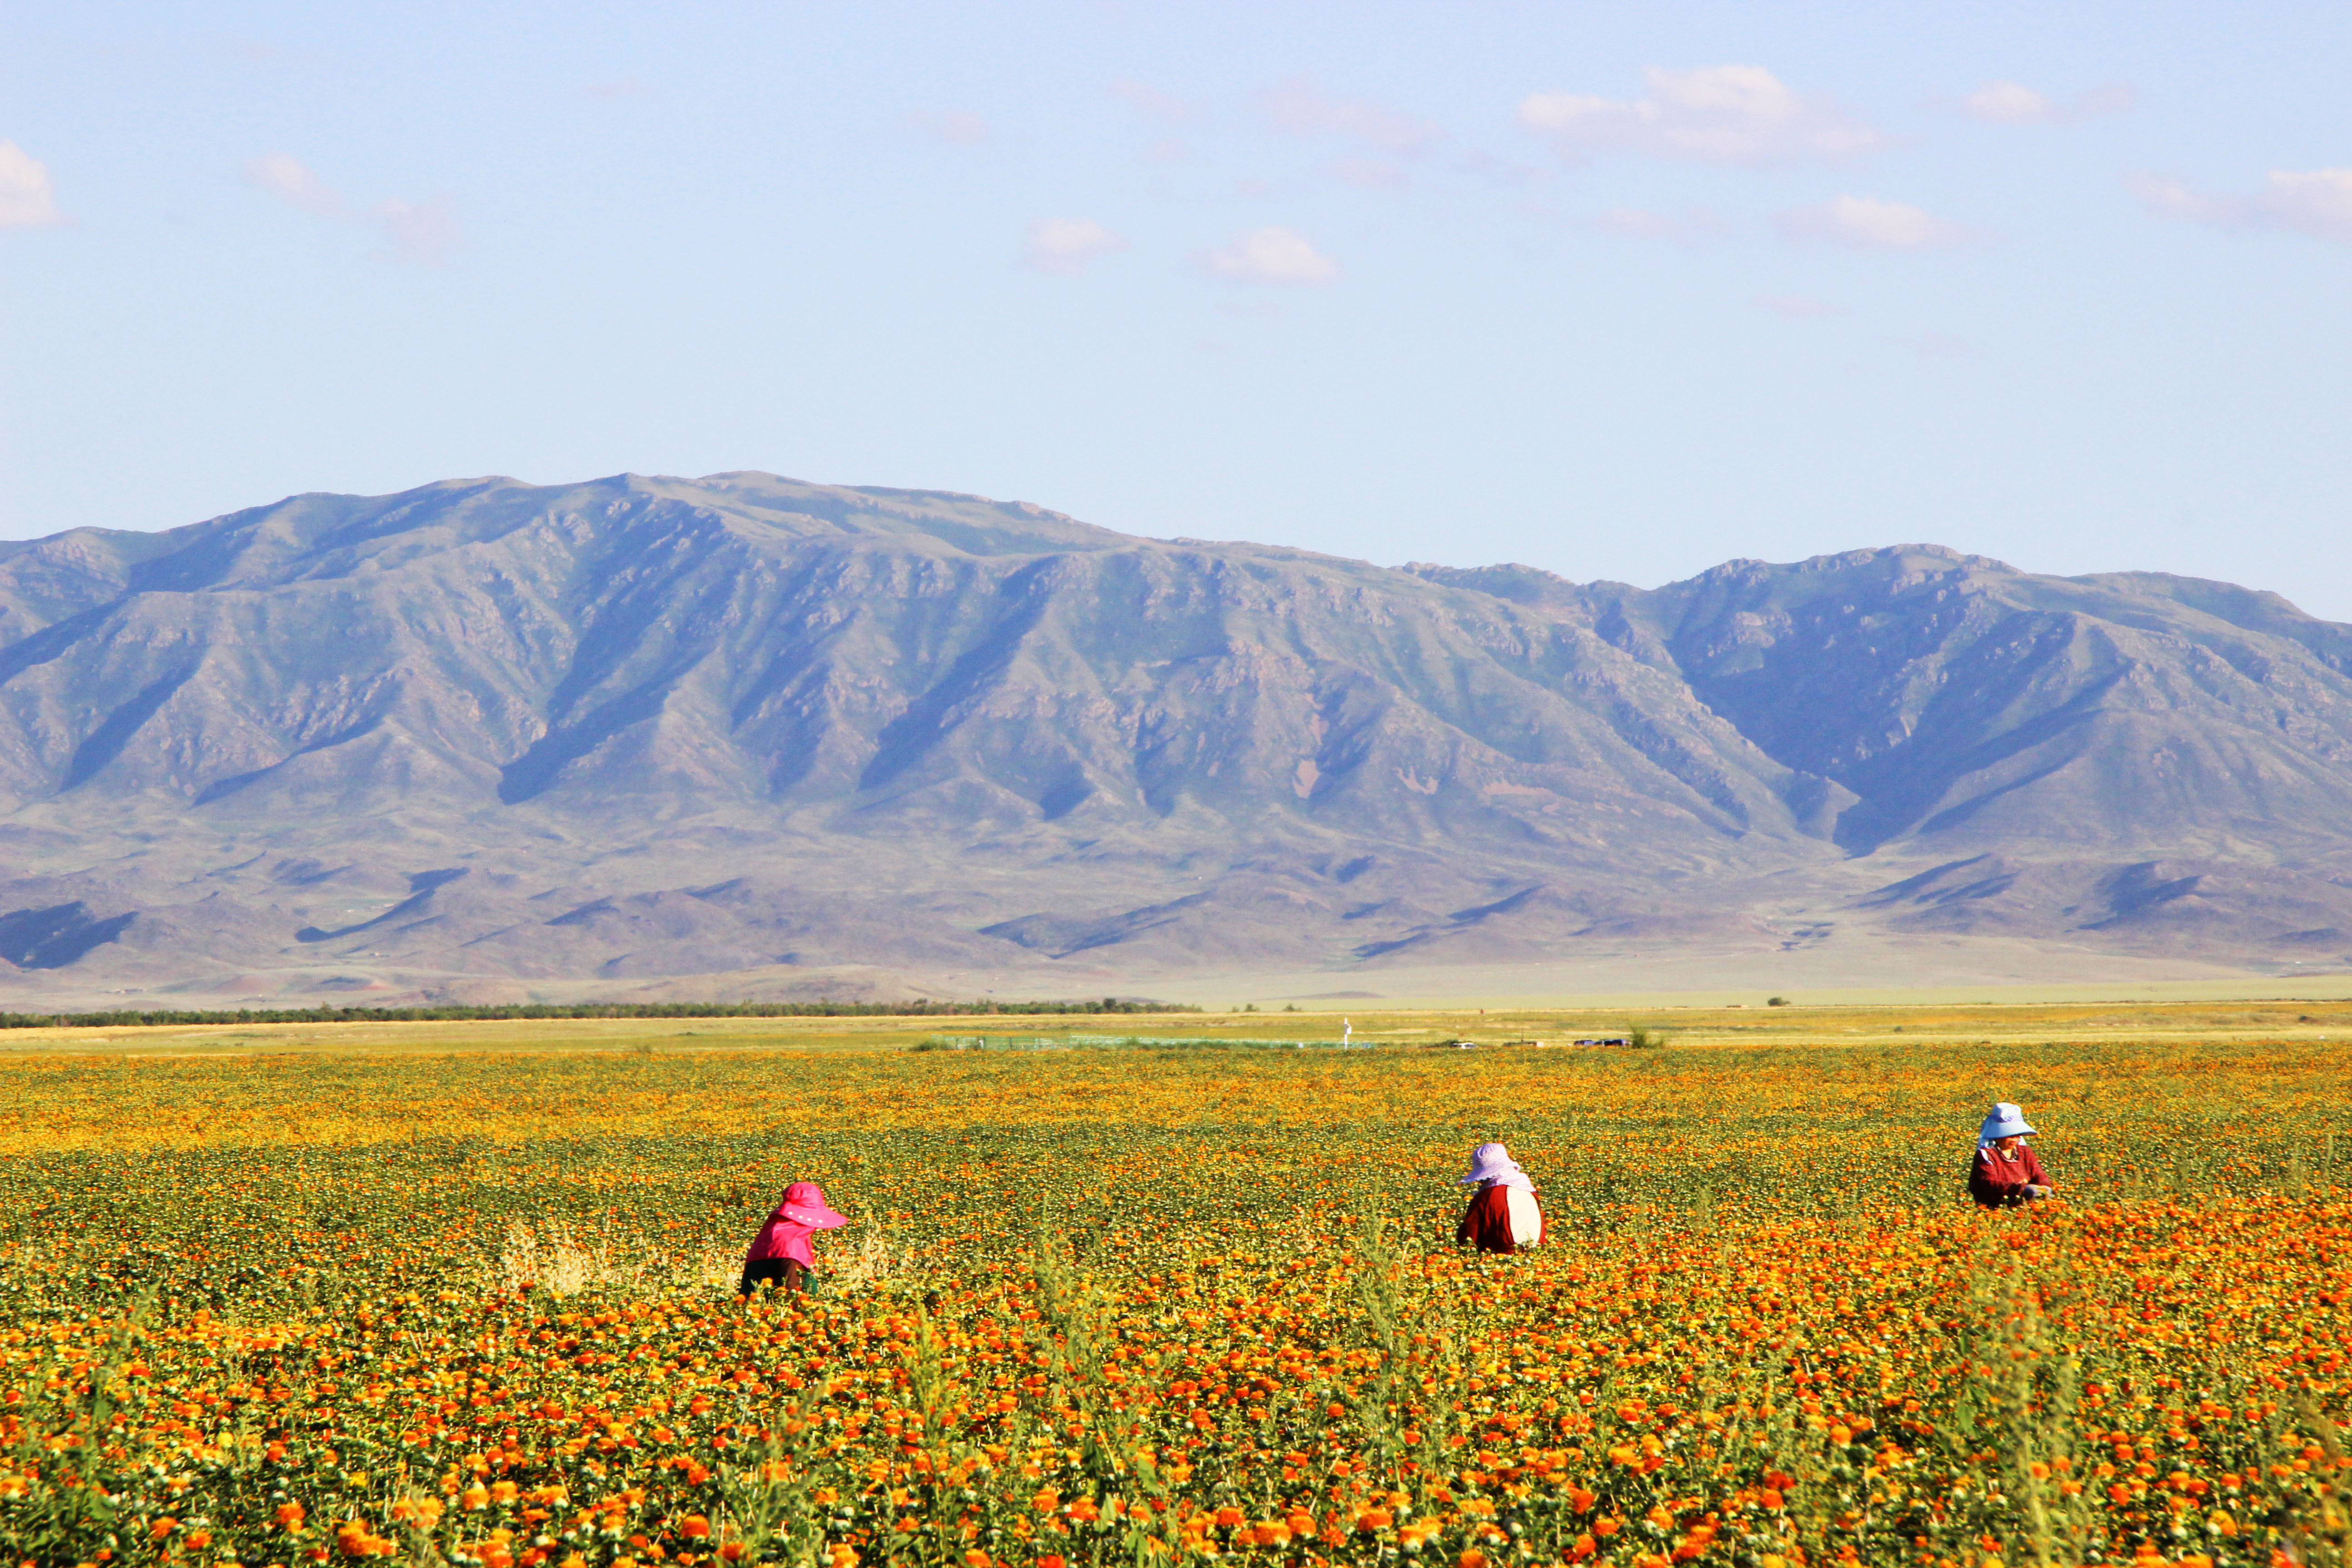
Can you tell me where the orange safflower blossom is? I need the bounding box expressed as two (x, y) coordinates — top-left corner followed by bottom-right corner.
(0, 1040), (2344, 1566)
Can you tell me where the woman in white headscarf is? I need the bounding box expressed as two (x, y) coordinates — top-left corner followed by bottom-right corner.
(1970, 1103), (2055, 1209)
(1455, 1141), (1544, 1252)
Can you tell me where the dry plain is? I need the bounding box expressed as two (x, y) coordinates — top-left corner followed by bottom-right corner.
(0, 995), (2347, 1061)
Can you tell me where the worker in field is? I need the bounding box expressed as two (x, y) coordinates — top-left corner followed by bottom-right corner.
(1970, 1103), (2056, 1208)
(738, 1180), (847, 1295)
(1455, 1141), (1544, 1252)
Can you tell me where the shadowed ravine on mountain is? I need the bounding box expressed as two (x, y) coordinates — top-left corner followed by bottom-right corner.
(0, 470), (2347, 1005)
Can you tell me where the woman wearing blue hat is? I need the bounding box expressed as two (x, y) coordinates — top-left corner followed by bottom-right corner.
(1970, 1102), (2054, 1208)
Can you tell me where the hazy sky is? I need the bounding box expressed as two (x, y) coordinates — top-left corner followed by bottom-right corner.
(4, 2), (2348, 615)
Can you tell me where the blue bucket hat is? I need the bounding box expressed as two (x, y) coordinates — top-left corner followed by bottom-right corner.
(1977, 1102), (2035, 1144)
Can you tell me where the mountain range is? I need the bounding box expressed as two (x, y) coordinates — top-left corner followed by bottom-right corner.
(1, 470), (2347, 1007)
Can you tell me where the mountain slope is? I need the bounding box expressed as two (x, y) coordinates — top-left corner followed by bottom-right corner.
(1410, 546), (2352, 857)
(0, 476), (2347, 1003)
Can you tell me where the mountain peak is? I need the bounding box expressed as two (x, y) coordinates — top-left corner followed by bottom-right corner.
(0, 473), (2347, 1002)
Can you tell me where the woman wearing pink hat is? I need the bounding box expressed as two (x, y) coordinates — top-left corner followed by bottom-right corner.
(738, 1181), (848, 1296)
(1455, 1142), (1545, 1253)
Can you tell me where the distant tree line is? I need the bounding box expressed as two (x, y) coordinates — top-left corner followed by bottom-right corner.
(0, 998), (1199, 1029)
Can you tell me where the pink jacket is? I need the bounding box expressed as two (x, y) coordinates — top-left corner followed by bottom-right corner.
(745, 1181), (848, 1266)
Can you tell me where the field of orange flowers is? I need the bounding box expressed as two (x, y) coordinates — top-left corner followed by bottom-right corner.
(0, 1033), (2346, 1568)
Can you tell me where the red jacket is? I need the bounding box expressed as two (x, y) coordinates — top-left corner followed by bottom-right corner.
(1456, 1183), (1543, 1251)
(1970, 1143), (2050, 1208)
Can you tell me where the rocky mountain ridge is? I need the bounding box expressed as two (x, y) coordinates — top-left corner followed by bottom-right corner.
(0, 471), (2346, 1005)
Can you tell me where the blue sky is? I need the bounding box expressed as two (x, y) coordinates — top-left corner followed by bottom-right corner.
(4, 2), (2348, 615)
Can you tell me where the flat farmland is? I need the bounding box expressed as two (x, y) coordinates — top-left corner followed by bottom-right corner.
(1, 1006), (2347, 1568)
(2, 996), (2348, 1063)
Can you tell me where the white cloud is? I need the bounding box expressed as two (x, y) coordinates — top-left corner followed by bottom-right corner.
(1752, 294), (1840, 318)
(245, 152), (348, 217)
(910, 111), (990, 147)
(1023, 217), (1128, 275)
(1963, 79), (2135, 125)
(1516, 65), (1882, 166)
(1256, 78), (1441, 155)
(1592, 206), (1730, 245)
(0, 141), (63, 229)
(246, 152), (461, 264)
(2259, 169), (2352, 241)
(1200, 226), (1340, 284)
(1963, 81), (2053, 125)
(2128, 173), (2236, 225)
(1774, 195), (1968, 250)
(372, 194), (462, 265)
(2134, 168), (2352, 243)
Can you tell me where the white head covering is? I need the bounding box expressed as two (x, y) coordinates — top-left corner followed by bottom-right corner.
(1977, 1102), (2034, 1150)
(1460, 1141), (1533, 1191)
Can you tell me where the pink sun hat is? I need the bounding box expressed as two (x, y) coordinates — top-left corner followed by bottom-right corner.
(780, 1180), (848, 1230)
